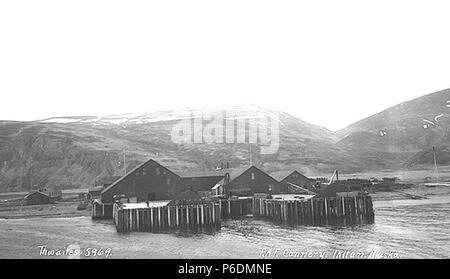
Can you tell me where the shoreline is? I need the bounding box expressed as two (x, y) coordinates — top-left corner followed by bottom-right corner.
(0, 201), (91, 220)
(0, 212), (91, 220)
(1, 185), (449, 220)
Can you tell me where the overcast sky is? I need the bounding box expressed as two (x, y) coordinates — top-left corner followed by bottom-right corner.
(1, 1), (450, 131)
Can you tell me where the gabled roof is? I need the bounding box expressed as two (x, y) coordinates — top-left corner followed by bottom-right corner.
(285, 182), (317, 195)
(270, 170), (311, 182)
(217, 165), (273, 185)
(89, 186), (104, 192)
(24, 191), (50, 199)
(101, 159), (179, 195)
(180, 176), (225, 192)
(227, 165), (253, 181)
(270, 170), (296, 181)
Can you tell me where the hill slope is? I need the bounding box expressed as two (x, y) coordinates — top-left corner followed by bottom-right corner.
(1, 90), (449, 193)
(336, 89), (450, 166)
(0, 105), (346, 192)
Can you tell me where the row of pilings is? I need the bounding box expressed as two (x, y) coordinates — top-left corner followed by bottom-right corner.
(112, 202), (221, 233)
(104, 195), (375, 234)
(252, 195), (375, 226)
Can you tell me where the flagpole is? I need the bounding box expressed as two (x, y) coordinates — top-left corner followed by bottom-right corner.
(433, 146), (439, 183)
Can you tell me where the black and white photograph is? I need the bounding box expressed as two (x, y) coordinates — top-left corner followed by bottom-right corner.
(0, 1), (449, 264)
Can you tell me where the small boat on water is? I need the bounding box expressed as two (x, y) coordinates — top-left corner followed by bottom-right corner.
(392, 190), (428, 200)
(425, 182), (450, 187)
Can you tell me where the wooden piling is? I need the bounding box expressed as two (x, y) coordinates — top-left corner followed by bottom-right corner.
(250, 195), (374, 227)
(113, 202), (221, 234)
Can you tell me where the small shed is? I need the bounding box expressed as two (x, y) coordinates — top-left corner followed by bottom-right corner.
(88, 186), (104, 200)
(211, 183), (223, 196)
(45, 189), (62, 201)
(314, 182), (362, 198)
(24, 191), (52, 205)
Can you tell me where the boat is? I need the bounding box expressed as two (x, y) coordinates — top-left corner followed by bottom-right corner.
(424, 182), (450, 187)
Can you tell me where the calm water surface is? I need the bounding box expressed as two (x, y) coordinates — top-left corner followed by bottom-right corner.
(0, 196), (449, 259)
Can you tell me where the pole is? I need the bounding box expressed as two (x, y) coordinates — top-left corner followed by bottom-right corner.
(249, 143), (252, 165)
(123, 147), (126, 176)
(433, 146), (439, 183)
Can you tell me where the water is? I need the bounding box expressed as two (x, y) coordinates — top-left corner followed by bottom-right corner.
(0, 196), (449, 259)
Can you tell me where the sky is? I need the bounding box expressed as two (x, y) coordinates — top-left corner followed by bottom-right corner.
(1, 1), (450, 131)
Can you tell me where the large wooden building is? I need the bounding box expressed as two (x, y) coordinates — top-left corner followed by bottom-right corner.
(99, 159), (299, 205)
(217, 165), (286, 196)
(178, 171), (226, 197)
(101, 159), (182, 203)
(270, 170), (317, 193)
(270, 170), (314, 188)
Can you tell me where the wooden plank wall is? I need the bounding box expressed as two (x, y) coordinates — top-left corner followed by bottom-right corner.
(252, 195), (375, 226)
(219, 198), (253, 219)
(113, 203), (221, 234)
(105, 195), (375, 234)
(92, 202), (113, 220)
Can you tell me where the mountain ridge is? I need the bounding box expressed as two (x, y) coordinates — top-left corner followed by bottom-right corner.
(0, 91), (449, 192)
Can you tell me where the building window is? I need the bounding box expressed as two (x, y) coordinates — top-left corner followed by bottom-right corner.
(156, 168), (160, 175)
(251, 172), (255, 180)
(142, 168), (146, 175)
(167, 177), (170, 185)
(269, 184), (273, 192)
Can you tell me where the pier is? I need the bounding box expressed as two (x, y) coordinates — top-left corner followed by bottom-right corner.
(252, 195), (375, 226)
(101, 194), (375, 233)
(219, 197), (253, 219)
(112, 202), (221, 233)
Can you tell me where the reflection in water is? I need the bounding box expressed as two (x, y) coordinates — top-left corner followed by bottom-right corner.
(0, 196), (449, 259)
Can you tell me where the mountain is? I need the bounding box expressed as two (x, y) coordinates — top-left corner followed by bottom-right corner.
(1, 90), (449, 193)
(336, 89), (450, 167)
(0, 105), (346, 192)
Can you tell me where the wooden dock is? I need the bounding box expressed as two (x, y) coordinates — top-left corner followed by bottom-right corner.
(219, 198), (253, 219)
(252, 195), (375, 226)
(112, 202), (221, 233)
(95, 194), (375, 234)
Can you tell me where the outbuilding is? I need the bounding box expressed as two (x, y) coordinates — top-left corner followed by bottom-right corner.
(24, 191), (51, 205)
